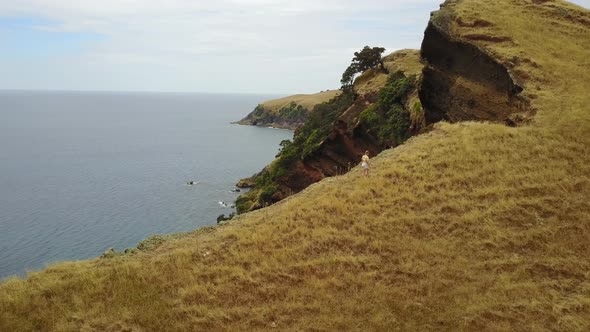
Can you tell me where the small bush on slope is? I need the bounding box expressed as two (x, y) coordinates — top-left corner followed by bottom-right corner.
(360, 71), (415, 146)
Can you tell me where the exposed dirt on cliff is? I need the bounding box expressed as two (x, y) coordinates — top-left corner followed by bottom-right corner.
(420, 5), (532, 126)
(266, 51), (423, 203)
(277, 96), (381, 191)
(237, 50), (424, 208)
(264, 95), (381, 202)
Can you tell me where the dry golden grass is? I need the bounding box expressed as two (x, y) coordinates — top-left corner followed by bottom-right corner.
(451, 0), (590, 128)
(260, 90), (341, 114)
(1, 0), (590, 330)
(353, 49), (422, 95)
(382, 48), (424, 76)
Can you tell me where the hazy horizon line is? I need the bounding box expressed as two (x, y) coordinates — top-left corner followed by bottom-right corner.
(0, 88), (340, 97)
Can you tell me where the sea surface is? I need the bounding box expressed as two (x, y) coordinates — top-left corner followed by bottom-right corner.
(0, 91), (292, 280)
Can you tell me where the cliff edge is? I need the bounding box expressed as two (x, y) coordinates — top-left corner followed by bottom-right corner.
(420, 0), (533, 125)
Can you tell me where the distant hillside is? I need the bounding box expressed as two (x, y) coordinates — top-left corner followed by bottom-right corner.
(236, 90), (341, 129)
(236, 49), (424, 131)
(1, 1), (589, 331)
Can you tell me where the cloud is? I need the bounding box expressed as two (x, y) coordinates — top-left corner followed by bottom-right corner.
(0, 1), (442, 92)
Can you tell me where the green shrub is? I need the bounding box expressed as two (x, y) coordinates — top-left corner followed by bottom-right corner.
(235, 192), (256, 214)
(412, 100), (422, 114)
(360, 104), (381, 128)
(271, 164), (288, 179)
(360, 71), (415, 146)
(247, 105), (277, 125)
(301, 129), (321, 158)
(385, 104), (411, 143)
(379, 72), (415, 109)
(252, 104), (266, 116)
(259, 184), (278, 203)
(276, 92), (354, 164)
(236, 92), (355, 212)
(278, 102), (308, 122)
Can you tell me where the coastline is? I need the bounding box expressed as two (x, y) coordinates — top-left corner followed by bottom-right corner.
(0, 92), (292, 280)
(232, 120), (299, 131)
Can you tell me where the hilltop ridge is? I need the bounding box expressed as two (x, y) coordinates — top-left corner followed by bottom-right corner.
(1, 0), (589, 330)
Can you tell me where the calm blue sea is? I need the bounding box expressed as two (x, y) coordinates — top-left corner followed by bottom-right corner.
(0, 91), (292, 280)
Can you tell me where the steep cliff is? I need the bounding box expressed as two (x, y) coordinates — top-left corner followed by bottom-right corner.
(237, 49), (425, 213)
(420, 0), (533, 125)
(238, 0), (550, 212)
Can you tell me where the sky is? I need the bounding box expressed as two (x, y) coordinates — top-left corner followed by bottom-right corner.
(0, 0), (588, 94)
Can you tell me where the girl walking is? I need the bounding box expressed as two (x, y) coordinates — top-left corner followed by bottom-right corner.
(361, 150), (370, 176)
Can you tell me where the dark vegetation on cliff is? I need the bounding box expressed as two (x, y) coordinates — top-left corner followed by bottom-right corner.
(358, 71), (417, 146)
(239, 102), (309, 129)
(340, 45), (387, 89)
(235, 90), (341, 130)
(236, 91), (356, 212)
(2, 1), (589, 330)
(236, 49), (425, 213)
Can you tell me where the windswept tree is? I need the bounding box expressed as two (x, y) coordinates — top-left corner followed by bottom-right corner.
(340, 46), (387, 90)
(353, 46), (386, 72)
(340, 63), (358, 90)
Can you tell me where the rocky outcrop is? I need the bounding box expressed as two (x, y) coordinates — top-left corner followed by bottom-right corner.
(419, 1), (531, 125)
(236, 176), (256, 188)
(236, 103), (308, 130)
(236, 90), (342, 130)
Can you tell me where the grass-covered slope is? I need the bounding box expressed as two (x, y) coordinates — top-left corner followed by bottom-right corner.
(1, 0), (590, 330)
(354, 49), (423, 95)
(236, 90), (341, 129)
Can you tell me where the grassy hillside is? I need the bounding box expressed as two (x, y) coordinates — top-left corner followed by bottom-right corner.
(1, 0), (590, 331)
(260, 90), (341, 113)
(236, 90), (341, 129)
(354, 49), (422, 95)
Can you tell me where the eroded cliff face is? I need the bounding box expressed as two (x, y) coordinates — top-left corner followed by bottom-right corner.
(287, 3), (541, 195)
(237, 51), (424, 212)
(274, 93), (384, 197)
(238, 2), (539, 212)
(420, 1), (531, 125)
(254, 52), (424, 205)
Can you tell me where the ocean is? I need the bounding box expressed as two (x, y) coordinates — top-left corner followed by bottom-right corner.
(0, 91), (292, 280)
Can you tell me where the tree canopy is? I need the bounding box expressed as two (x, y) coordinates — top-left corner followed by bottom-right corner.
(340, 46), (387, 90)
